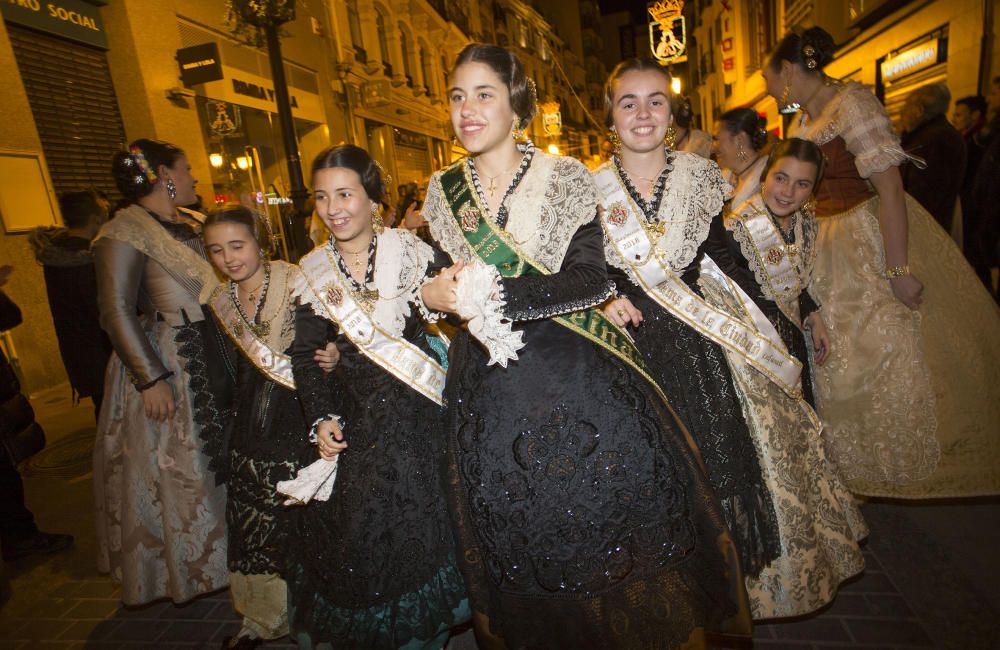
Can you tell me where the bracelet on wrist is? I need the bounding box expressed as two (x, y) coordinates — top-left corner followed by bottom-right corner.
(886, 265), (910, 279)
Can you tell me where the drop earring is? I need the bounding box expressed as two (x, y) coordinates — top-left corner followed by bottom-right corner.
(370, 202), (384, 234)
(664, 125), (677, 149)
(165, 178), (177, 200)
(779, 82), (801, 115)
(608, 129), (621, 153)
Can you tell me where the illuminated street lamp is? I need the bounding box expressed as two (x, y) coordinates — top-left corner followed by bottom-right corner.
(547, 143), (560, 155)
(671, 77), (682, 95)
(209, 153), (224, 168)
(236, 155), (251, 170)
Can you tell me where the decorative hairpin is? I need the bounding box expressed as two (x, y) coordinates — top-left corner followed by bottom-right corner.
(802, 44), (818, 70)
(373, 160), (392, 187)
(129, 146), (158, 183)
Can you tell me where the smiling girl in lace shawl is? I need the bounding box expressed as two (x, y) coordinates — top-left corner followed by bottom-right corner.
(287, 144), (469, 649)
(420, 44), (750, 649)
(202, 205), (335, 649)
(766, 26), (1000, 497)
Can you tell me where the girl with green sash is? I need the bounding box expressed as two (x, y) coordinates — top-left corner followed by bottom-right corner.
(287, 145), (469, 649)
(420, 43), (750, 649)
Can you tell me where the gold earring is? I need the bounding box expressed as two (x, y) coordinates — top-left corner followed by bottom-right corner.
(608, 129), (621, 153)
(737, 143), (748, 160)
(803, 198), (816, 215)
(664, 125), (677, 149)
(780, 83), (790, 107)
(512, 122), (526, 141)
(371, 203), (384, 234)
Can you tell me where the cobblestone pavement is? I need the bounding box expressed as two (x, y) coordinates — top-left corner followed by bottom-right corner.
(2, 388), (998, 649)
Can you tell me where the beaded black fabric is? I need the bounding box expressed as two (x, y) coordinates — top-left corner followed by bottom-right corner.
(614, 150), (673, 221)
(439, 205), (745, 647)
(331, 234), (378, 292)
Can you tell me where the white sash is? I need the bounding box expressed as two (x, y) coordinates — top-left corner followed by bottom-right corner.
(594, 166), (803, 396)
(729, 202), (808, 329)
(297, 244), (446, 406)
(208, 286), (296, 389)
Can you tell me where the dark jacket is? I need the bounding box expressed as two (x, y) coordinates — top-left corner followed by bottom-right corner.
(901, 113), (967, 231)
(0, 291), (44, 468)
(28, 228), (112, 399)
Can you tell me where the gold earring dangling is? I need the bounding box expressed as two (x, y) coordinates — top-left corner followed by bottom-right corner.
(609, 129), (621, 153)
(780, 83), (790, 107)
(512, 121), (526, 141)
(664, 125), (677, 149)
(803, 198), (816, 216)
(371, 203), (384, 234)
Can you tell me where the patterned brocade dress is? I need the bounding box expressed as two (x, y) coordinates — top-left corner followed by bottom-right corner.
(424, 150), (750, 649)
(792, 81), (1000, 497)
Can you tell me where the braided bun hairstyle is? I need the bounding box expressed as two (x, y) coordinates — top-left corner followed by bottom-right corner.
(311, 144), (387, 204)
(111, 139), (185, 201)
(719, 108), (769, 152)
(767, 26), (836, 73)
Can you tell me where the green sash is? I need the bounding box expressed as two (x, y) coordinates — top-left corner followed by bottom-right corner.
(439, 163), (667, 402)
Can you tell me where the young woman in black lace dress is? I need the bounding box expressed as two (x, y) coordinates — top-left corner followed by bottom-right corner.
(287, 145), (469, 649)
(597, 59), (784, 583)
(419, 44), (749, 649)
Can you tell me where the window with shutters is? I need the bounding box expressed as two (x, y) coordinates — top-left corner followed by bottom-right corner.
(8, 25), (126, 200)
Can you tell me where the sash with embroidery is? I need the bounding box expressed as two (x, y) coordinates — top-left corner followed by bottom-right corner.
(437, 162), (669, 403)
(297, 243), (446, 406)
(207, 285), (295, 389)
(727, 199), (813, 329)
(593, 164), (803, 397)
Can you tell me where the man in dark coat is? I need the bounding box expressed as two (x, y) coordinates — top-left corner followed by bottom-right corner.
(0, 267), (74, 562)
(29, 191), (112, 416)
(900, 83), (967, 232)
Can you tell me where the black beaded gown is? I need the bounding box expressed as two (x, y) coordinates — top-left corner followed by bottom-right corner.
(286, 231), (469, 649)
(206, 261), (315, 578)
(424, 151), (749, 649)
(601, 154), (782, 579)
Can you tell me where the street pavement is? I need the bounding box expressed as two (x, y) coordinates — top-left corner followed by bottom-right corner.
(2, 386), (998, 649)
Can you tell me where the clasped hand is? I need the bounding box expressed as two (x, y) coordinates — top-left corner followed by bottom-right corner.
(421, 260), (466, 314)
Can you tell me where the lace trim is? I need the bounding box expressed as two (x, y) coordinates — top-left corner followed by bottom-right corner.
(455, 262), (524, 367)
(502, 279), (615, 322)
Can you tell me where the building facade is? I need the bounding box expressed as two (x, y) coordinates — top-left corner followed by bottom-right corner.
(687, 0), (996, 137)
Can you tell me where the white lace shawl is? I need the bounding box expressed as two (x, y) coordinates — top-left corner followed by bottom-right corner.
(425, 152), (599, 273)
(726, 193), (820, 321)
(791, 81), (911, 179)
(599, 151), (730, 284)
(291, 228), (437, 338)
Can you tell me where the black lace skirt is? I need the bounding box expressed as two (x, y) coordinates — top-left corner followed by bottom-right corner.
(626, 291), (783, 579)
(443, 319), (749, 649)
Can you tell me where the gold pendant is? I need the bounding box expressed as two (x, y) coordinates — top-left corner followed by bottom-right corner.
(785, 244), (799, 257)
(643, 221), (666, 241)
(352, 287), (380, 314)
(232, 319), (244, 338)
(251, 321), (271, 338)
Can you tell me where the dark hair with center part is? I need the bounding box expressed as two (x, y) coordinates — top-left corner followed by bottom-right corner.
(110, 139), (185, 202)
(761, 137), (826, 188)
(767, 26), (836, 73)
(453, 43), (537, 130)
(203, 204), (274, 257)
(719, 108), (769, 151)
(58, 191), (104, 229)
(311, 144), (386, 204)
(603, 57), (672, 127)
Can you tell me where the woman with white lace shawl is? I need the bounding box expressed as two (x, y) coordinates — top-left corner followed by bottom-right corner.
(765, 27), (1000, 498)
(597, 59), (865, 620)
(420, 44), (750, 649)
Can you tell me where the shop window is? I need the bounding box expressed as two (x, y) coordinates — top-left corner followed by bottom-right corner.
(347, 0), (366, 63)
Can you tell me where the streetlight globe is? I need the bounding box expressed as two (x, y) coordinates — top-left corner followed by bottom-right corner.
(236, 156), (251, 170)
(209, 153), (224, 168)
(547, 143), (560, 155)
(671, 77), (682, 95)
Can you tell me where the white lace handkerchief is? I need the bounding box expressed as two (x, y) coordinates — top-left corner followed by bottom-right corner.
(277, 457), (339, 506)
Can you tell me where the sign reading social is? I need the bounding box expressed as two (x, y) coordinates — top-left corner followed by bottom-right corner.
(1, 0), (107, 49)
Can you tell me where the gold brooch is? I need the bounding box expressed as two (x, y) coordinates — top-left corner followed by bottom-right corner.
(232, 319), (244, 338)
(324, 283), (343, 306)
(607, 202), (628, 227)
(461, 206), (481, 232)
(353, 287), (380, 314)
(765, 246), (784, 265)
(785, 244), (799, 257)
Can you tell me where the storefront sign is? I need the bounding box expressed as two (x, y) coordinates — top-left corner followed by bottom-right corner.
(881, 39), (941, 83)
(648, 0), (686, 64)
(393, 127), (426, 149)
(177, 43), (223, 87)
(540, 101), (562, 136)
(197, 65), (325, 124)
(719, 0), (736, 84)
(0, 0), (107, 49)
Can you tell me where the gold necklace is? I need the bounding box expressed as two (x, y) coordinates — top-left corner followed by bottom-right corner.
(477, 160), (521, 198)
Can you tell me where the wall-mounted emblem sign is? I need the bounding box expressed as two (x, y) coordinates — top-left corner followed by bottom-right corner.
(540, 102), (562, 136)
(206, 100), (241, 136)
(648, 0), (686, 64)
(177, 43), (224, 87)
